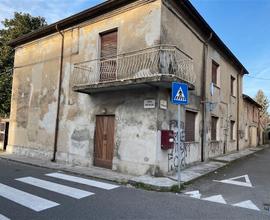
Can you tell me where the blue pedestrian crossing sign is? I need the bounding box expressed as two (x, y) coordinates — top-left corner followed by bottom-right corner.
(171, 82), (188, 105)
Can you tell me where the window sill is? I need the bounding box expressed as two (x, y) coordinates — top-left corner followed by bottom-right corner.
(213, 84), (220, 89)
(210, 140), (220, 143)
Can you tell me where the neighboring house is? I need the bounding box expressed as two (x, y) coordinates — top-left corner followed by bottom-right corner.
(0, 118), (9, 151)
(7, 0), (260, 176)
(241, 94), (262, 148)
(264, 123), (270, 144)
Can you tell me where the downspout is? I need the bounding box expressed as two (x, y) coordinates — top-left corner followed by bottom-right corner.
(201, 32), (213, 162)
(236, 69), (242, 151)
(51, 25), (64, 162)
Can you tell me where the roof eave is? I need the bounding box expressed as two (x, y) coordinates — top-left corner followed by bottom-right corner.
(178, 0), (249, 75)
(8, 0), (136, 47)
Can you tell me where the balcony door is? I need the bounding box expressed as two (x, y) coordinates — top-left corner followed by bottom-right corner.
(100, 30), (118, 82)
(94, 115), (115, 169)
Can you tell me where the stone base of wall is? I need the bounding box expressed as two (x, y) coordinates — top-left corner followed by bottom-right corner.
(6, 144), (155, 176)
(56, 151), (92, 168)
(7, 145), (54, 160)
(113, 158), (158, 176)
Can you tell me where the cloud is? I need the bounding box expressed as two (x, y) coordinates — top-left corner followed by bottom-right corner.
(0, 0), (103, 27)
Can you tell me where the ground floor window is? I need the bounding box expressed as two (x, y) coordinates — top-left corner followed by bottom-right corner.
(230, 120), (235, 140)
(211, 116), (218, 141)
(185, 111), (197, 142)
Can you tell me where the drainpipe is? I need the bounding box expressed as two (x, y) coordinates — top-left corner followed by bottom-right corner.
(51, 25), (64, 162)
(236, 69), (242, 151)
(201, 32), (213, 162)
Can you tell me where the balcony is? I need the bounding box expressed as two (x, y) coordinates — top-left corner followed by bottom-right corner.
(71, 45), (195, 94)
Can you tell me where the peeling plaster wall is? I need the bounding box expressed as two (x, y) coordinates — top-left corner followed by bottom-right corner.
(8, 34), (61, 159)
(8, 0), (162, 176)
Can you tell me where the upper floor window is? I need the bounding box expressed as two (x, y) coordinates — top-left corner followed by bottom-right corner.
(253, 107), (258, 123)
(212, 60), (219, 86)
(231, 76), (236, 96)
(211, 116), (218, 141)
(185, 111), (197, 142)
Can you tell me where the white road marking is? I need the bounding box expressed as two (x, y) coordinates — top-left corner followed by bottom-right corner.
(233, 200), (260, 211)
(0, 183), (59, 212)
(0, 214), (10, 220)
(46, 172), (119, 190)
(16, 177), (94, 199)
(202, 195), (227, 204)
(213, 175), (253, 188)
(184, 190), (201, 199)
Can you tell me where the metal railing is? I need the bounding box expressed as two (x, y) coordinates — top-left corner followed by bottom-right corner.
(71, 45), (195, 87)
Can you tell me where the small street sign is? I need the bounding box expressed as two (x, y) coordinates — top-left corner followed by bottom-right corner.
(171, 82), (188, 105)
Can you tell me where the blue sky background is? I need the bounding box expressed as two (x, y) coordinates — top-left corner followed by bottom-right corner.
(190, 0), (270, 111)
(0, 0), (269, 111)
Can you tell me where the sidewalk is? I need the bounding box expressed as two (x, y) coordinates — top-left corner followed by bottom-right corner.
(0, 145), (268, 191)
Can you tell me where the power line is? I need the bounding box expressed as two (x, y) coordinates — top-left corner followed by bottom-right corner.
(245, 75), (270, 81)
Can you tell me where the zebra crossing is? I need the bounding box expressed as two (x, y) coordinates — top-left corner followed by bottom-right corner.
(0, 172), (119, 218)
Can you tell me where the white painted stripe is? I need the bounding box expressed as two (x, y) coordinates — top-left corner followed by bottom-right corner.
(184, 190), (201, 199)
(16, 177), (94, 199)
(213, 175), (253, 188)
(0, 214), (10, 220)
(46, 173), (119, 190)
(202, 195), (227, 204)
(0, 183), (59, 212)
(233, 200), (260, 211)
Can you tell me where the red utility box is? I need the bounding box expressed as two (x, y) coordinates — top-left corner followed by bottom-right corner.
(161, 130), (174, 150)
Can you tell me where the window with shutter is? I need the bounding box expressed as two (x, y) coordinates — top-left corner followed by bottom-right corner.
(211, 116), (218, 141)
(230, 120), (235, 140)
(100, 30), (118, 81)
(212, 60), (219, 85)
(231, 76), (235, 96)
(185, 111), (196, 142)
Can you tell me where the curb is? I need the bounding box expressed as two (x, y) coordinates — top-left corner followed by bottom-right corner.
(0, 145), (268, 192)
(182, 146), (268, 185)
(0, 155), (129, 185)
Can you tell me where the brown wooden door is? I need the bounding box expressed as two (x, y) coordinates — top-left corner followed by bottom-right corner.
(94, 116), (115, 169)
(100, 30), (118, 82)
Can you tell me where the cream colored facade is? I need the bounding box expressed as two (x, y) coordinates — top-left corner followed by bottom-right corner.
(8, 0), (261, 176)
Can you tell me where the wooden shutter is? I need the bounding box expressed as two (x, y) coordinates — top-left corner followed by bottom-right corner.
(100, 30), (118, 59)
(211, 116), (218, 141)
(231, 76), (235, 96)
(185, 111), (196, 142)
(212, 61), (218, 85)
(230, 121), (235, 140)
(100, 30), (118, 81)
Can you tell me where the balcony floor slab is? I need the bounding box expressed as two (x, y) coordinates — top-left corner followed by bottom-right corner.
(73, 75), (195, 94)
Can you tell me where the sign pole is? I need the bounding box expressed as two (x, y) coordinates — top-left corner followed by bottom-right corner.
(171, 82), (188, 190)
(177, 104), (181, 189)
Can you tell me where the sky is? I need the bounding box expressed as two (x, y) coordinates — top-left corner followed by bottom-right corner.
(0, 0), (269, 110)
(190, 0), (270, 111)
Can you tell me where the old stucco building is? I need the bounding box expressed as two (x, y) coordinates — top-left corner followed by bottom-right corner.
(7, 0), (262, 176)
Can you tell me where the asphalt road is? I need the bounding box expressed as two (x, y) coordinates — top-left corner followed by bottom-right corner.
(183, 147), (270, 217)
(0, 151), (269, 220)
